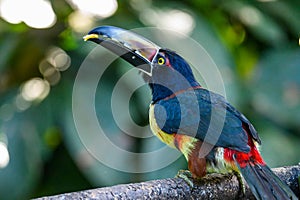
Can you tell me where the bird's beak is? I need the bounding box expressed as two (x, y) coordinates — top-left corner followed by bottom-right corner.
(84, 26), (161, 76)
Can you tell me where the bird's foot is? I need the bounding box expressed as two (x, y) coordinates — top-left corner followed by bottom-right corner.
(175, 170), (194, 188)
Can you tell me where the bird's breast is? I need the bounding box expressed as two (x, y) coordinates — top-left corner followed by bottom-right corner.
(149, 104), (199, 160)
(149, 104), (176, 149)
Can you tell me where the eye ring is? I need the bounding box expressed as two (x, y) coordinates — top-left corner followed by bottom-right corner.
(157, 57), (165, 65)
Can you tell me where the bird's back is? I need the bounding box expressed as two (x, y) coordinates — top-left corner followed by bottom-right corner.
(151, 88), (260, 153)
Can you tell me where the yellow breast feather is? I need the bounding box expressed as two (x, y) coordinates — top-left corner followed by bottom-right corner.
(149, 104), (176, 149)
(149, 104), (198, 161)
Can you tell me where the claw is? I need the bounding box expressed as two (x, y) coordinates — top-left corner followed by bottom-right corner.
(175, 170), (194, 188)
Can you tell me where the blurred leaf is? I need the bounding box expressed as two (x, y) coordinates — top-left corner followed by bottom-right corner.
(59, 29), (78, 50)
(222, 1), (287, 46)
(0, 85), (62, 199)
(257, 0), (300, 37)
(252, 48), (300, 128)
(256, 120), (300, 167)
(0, 33), (19, 73)
(0, 105), (43, 199)
(32, 144), (92, 198)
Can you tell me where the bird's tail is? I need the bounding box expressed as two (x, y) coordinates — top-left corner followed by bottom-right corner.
(236, 160), (297, 200)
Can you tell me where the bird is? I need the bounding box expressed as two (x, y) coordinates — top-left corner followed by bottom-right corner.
(84, 26), (297, 200)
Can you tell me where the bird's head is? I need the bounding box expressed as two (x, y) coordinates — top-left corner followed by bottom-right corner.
(84, 26), (200, 102)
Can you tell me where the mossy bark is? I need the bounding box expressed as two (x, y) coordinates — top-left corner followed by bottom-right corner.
(35, 164), (299, 200)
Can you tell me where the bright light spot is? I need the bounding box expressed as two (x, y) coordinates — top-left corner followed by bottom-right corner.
(140, 9), (195, 35)
(39, 59), (54, 76)
(238, 6), (260, 26)
(54, 53), (71, 71)
(69, 11), (95, 32)
(39, 60), (61, 85)
(68, 0), (118, 18)
(0, 0), (22, 24)
(0, 142), (9, 168)
(21, 78), (50, 102)
(47, 47), (71, 71)
(23, 0), (56, 28)
(38, 47), (70, 85)
(0, 0), (56, 29)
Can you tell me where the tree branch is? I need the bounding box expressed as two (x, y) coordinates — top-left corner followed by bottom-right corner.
(35, 164), (299, 200)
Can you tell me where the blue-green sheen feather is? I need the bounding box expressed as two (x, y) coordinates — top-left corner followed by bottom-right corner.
(153, 88), (260, 153)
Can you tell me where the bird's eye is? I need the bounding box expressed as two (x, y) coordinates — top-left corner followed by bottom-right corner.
(157, 57), (165, 65)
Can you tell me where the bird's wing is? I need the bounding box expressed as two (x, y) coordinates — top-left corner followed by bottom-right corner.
(153, 88), (260, 153)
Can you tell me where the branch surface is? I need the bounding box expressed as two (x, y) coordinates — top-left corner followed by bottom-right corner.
(35, 164), (299, 200)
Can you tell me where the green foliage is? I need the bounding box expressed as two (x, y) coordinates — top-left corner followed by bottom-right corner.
(0, 0), (299, 199)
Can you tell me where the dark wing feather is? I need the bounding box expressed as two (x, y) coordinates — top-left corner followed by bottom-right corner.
(153, 88), (260, 153)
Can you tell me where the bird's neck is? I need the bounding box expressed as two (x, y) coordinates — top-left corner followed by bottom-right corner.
(150, 81), (201, 103)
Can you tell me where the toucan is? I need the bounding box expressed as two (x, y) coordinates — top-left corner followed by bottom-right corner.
(84, 26), (297, 200)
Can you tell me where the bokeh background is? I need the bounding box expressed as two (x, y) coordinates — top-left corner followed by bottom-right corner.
(0, 0), (299, 199)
